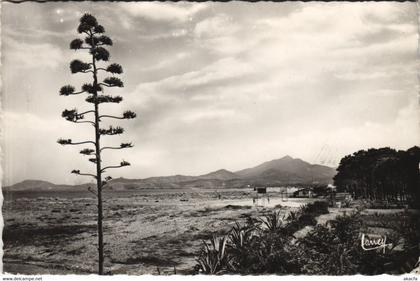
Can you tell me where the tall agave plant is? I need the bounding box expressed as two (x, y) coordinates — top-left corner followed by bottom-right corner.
(259, 210), (286, 232)
(196, 235), (230, 274)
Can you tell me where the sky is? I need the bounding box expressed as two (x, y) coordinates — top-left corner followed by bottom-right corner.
(1, 2), (419, 185)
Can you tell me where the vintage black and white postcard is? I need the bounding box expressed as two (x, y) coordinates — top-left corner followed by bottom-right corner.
(1, 0), (419, 278)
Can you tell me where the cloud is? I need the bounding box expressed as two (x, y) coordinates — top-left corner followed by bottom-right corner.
(353, 27), (407, 46)
(361, 2), (416, 26)
(2, 2), (418, 184)
(125, 1), (418, 161)
(2, 111), (89, 185)
(329, 101), (420, 155)
(180, 108), (249, 124)
(4, 37), (65, 69)
(131, 56), (255, 105)
(194, 14), (239, 38)
(120, 2), (208, 22)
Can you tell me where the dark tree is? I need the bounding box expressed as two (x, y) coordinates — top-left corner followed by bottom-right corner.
(58, 14), (135, 274)
(334, 146), (419, 206)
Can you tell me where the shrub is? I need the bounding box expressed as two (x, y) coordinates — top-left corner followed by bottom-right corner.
(297, 211), (419, 275)
(300, 200), (329, 215)
(194, 202), (329, 274)
(195, 235), (230, 274)
(283, 201), (329, 235)
(259, 210), (286, 232)
(195, 202), (418, 275)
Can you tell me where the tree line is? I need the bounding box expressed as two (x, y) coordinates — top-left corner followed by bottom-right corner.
(334, 146), (419, 205)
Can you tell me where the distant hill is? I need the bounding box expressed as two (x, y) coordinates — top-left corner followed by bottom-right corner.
(2, 179), (90, 192)
(4, 156), (336, 192)
(198, 169), (239, 180)
(236, 155), (336, 185)
(4, 180), (56, 191)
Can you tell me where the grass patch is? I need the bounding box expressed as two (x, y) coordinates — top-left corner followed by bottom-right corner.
(222, 205), (252, 210)
(3, 224), (97, 247)
(114, 256), (179, 266)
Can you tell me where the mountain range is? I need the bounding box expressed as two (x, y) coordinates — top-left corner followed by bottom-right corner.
(3, 156), (336, 192)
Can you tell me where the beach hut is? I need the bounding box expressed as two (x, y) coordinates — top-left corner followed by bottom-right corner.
(329, 192), (352, 208)
(292, 188), (313, 198)
(327, 184), (336, 192)
(251, 186), (270, 206)
(253, 186), (267, 194)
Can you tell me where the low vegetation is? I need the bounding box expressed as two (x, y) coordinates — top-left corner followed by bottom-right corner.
(194, 202), (419, 275)
(298, 211), (419, 274)
(194, 201), (329, 274)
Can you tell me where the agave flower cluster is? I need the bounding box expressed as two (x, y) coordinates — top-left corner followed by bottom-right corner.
(57, 13), (136, 180)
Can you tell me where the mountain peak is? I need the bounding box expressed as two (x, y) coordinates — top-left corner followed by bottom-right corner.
(236, 156), (336, 184)
(199, 169), (238, 180)
(280, 155), (293, 160)
(214, 169), (231, 173)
